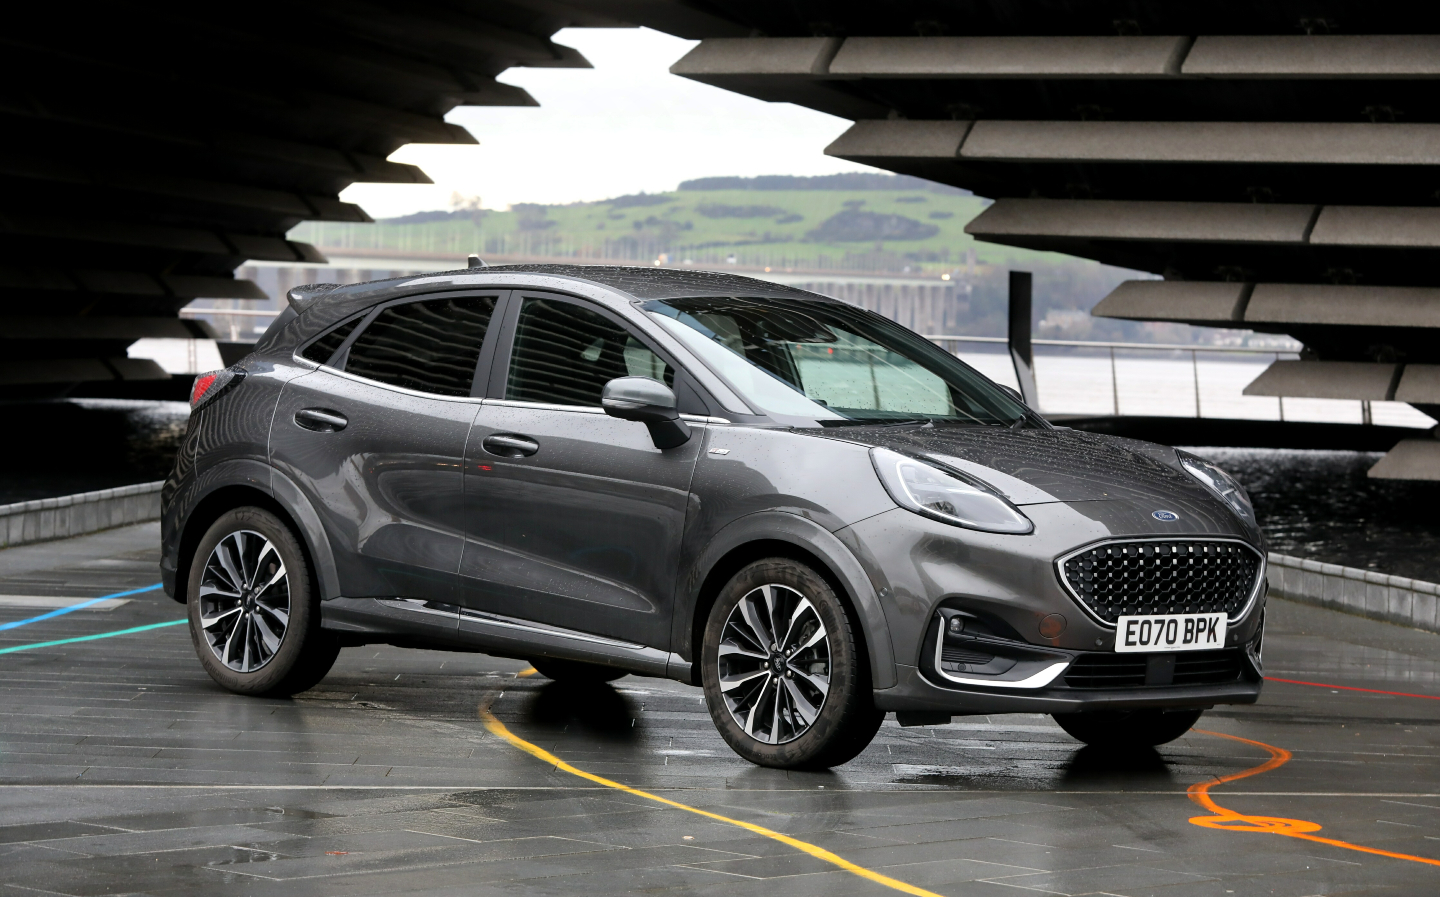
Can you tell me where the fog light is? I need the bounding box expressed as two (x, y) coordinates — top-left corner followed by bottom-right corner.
(946, 616), (965, 636)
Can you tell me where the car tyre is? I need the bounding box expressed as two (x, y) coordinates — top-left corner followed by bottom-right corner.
(187, 507), (340, 697)
(701, 558), (882, 769)
(529, 658), (627, 683)
(1052, 708), (1204, 747)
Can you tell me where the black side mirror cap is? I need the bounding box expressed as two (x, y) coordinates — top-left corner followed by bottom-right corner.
(602, 376), (691, 449)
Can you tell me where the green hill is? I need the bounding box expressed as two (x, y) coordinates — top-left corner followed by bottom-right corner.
(290, 174), (1087, 274)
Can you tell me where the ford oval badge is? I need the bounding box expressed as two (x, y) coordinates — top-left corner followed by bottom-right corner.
(1152, 510), (1180, 521)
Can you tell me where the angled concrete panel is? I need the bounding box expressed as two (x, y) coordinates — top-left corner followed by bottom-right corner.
(670, 37), (841, 76)
(964, 199), (1316, 243)
(1246, 284), (1440, 328)
(1309, 206), (1440, 247)
(1092, 280), (1249, 322)
(825, 120), (973, 159)
(1369, 439), (1440, 480)
(1243, 360), (1397, 400)
(829, 36), (1190, 78)
(1395, 365), (1440, 404)
(1184, 35), (1440, 78)
(958, 121), (1440, 165)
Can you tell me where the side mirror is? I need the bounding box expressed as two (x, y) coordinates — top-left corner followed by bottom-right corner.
(999, 385), (1025, 404)
(601, 376), (691, 449)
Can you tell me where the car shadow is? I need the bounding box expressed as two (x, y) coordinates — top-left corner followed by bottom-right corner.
(523, 680), (641, 743)
(1058, 744), (1177, 787)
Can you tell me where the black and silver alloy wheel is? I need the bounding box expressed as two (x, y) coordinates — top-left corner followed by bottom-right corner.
(187, 507), (340, 697)
(702, 558), (883, 769)
(198, 529), (290, 673)
(718, 583), (830, 744)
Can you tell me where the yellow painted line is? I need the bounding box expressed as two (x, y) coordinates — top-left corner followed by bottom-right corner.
(482, 667), (944, 897)
(1189, 728), (1440, 868)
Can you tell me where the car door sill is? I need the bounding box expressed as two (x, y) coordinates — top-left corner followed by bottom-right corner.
(456, 607), (671, 677)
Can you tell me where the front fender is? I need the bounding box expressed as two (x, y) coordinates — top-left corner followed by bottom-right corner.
(676, 511), (897, 689)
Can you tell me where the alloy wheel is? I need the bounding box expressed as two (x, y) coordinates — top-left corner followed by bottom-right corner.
(198, 529), (290, 673)
(717, 583), (831, 744)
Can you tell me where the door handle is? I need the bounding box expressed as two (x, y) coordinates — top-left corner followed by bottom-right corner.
(482, 433), (539, 458)
(294, 408), (348, 432)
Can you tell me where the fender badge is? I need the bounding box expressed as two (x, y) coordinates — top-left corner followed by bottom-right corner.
(708, 448), (730, 455)
(1152, 510), (1180, 521)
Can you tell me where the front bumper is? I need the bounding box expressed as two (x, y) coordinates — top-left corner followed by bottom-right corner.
(873, 660), (1262, 715)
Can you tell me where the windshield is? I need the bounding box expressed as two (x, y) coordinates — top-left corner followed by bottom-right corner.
(644, 296), (1030, 426)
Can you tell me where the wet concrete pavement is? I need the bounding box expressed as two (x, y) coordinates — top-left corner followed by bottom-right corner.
(1, 523), (1437, 896)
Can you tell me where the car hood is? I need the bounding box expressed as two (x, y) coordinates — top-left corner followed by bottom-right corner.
(798, 424), (1215, 506)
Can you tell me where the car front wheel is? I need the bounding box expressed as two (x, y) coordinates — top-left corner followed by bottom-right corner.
(701, 558), (882, 769)
(186, 507), (340, 697)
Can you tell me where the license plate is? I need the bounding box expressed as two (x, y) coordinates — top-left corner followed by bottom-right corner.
(1116, 613), (1227, 653)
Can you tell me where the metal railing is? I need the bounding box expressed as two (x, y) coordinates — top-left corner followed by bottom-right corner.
(923, 334), (1304, 420)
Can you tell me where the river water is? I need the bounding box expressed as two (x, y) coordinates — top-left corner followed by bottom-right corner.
(2, 399), (1437, 583)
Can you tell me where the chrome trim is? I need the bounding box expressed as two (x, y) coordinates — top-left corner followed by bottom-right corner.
(376, 598), (456, 619)
(1054, 536), (1267, 631)
(481, 398), (728, 424)
(930, 634), (1069, 689)
(484, 398), (606, 414)
(455, 607), (646, 649)
(293, 357), (487, 403)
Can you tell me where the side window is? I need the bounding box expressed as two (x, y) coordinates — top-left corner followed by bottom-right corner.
(300, 317), (361, 365)
(344, 295), (497, 397)
(506, 297), (673, 407)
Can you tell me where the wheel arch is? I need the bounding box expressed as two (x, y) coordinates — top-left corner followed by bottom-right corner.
(172, 467), (338, 608)
(682, 513), (896, 689)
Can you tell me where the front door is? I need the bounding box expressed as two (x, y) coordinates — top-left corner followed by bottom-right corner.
(459, 293), (703, 648)
(270, 291), (504, 605)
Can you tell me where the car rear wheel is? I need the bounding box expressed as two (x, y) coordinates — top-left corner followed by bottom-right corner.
(701, 558), (882, 769)
(529, 658), (627, 683)
(1052, 708), (1204, 747)
(187, 507), (339, 697)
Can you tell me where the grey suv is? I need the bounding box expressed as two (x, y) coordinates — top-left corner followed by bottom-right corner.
(161, 265), (1266, 769)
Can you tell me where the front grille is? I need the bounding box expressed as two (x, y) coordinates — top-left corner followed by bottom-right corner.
(1060, 540), (1261, 625)
(1064, 649), (1245, 689)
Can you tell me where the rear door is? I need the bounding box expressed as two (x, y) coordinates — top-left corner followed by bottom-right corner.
(271, 290), (506, 606)
(458, 291), (705, 648)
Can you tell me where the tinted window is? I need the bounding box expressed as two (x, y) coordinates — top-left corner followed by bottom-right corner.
(507, 297), (672, 407)
(300, 317), (360, 365)
(345, 295), (496, 396)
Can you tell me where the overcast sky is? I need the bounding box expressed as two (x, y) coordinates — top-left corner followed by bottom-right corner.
(339, 28), (875, 218)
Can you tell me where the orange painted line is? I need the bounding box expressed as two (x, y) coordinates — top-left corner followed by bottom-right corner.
(1190, 728), (1440, 868)
(1265, 676), (1440, 701)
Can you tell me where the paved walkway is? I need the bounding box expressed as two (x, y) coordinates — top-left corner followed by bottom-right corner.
(1, 523), (1437, 896)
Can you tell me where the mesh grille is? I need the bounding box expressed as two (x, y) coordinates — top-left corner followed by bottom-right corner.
(1064, 649), (1244, 689)
(1061, 540), (1261, 625)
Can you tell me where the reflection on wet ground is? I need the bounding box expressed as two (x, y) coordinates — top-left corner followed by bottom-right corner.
(2, 523), (1438, 895)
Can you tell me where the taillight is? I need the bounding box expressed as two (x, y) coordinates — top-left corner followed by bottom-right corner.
(190, 367), (245, 412)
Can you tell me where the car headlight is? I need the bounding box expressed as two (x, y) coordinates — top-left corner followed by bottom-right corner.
(1177, 450), (1254, 521)
(870, 448), (1033, 534)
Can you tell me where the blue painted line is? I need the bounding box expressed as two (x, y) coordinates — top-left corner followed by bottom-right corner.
(0, 583), (164, 632)
(0, 619), (186, 655)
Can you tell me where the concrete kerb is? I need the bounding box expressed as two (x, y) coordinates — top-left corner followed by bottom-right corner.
(1268, 552), (1440, 634)
(0, 482), (163, 549)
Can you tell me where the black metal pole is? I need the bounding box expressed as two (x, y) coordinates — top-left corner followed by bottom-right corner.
(1008, 271), (1039, 406)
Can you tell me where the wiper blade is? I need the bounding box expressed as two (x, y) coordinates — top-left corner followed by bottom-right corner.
(817, 418), (933, 429)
